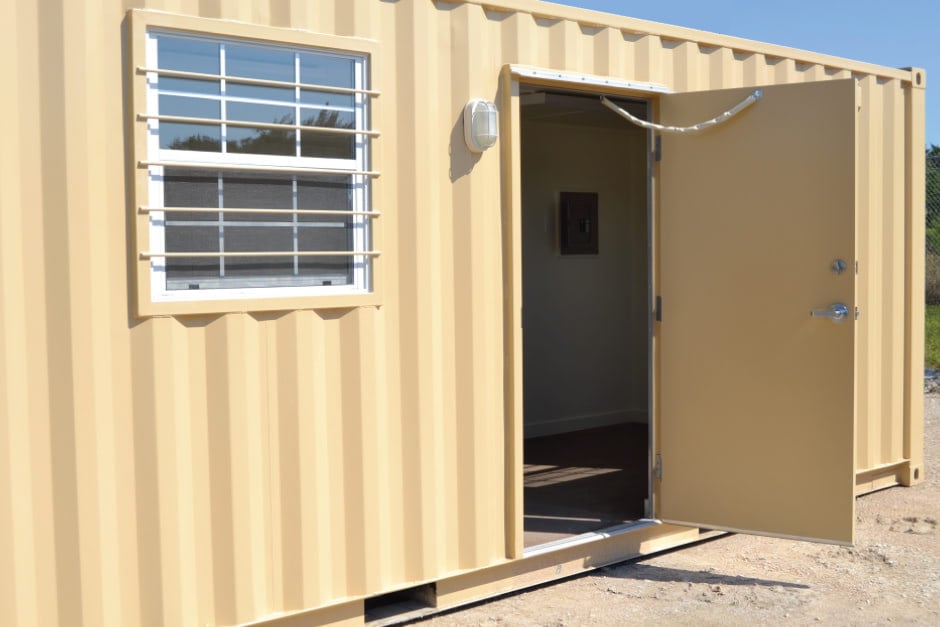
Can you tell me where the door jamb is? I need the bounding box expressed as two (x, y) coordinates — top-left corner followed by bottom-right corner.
(499, 64), (664, 558)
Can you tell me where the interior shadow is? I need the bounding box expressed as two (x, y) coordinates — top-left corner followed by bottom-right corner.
(524, 423), (648, 546)
(525, 422), (647, 468)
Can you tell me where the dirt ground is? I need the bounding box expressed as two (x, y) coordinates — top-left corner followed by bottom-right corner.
(418, 396), (940, 626)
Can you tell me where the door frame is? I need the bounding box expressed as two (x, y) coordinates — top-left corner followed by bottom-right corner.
(499, 64), (666, 558)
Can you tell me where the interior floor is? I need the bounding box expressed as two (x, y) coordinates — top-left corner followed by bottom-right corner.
(523, 423), (648, 548)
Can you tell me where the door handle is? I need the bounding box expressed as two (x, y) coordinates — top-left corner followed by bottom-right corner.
(810, 303), (849, 323)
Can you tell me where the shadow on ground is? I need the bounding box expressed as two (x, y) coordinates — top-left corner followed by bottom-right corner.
(596, 563), (810, 589)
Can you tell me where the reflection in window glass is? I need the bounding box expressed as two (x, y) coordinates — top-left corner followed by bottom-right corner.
(227, 83), (294, 102)
(226, 44), (293, 81)
(301, 131), (354, 160)
(159, 35), (219, 73)
(300, 109), (354, 129)
(158, 36), (220, 95)
(227, 101), (294, 125)
(299, 109), (356, 158)
(300, 52), (353, 87)
(159, 95), (220, 119)
(158, 96), (221, 150)
(227, 126), (295, 156)
(160, 122), (221, 151)
(160, 77), (219, 95)
(300, 91), (355, 109)
(226, 44), (295, 101)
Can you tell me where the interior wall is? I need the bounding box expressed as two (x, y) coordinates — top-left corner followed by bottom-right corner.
(521, 103), (648, 438)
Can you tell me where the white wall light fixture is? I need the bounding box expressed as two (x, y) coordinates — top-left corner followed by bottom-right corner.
(464, 99), (499, 153)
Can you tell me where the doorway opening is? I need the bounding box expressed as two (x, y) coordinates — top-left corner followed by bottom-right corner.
(520, 86), (652, 549)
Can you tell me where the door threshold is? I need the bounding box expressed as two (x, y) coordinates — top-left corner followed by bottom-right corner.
(523, 519), (662, 557)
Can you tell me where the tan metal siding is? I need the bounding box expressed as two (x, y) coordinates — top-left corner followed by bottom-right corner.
(0, 0), (921, 625)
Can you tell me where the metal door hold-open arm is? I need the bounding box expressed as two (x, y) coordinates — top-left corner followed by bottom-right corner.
(600, 89), (763, 134)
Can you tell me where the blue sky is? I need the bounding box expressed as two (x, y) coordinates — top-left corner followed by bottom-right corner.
(554, 0), (938, 147)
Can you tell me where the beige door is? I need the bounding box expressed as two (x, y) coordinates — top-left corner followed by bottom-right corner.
(657, 80), (857, 544)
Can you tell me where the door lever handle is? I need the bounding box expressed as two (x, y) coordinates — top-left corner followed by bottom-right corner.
(810, 303), (849, 323)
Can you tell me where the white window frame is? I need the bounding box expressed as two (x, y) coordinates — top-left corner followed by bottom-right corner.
(143, 29), (374, 304)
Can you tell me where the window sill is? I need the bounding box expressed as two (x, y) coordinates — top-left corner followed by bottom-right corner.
(135, 290), (382, 318)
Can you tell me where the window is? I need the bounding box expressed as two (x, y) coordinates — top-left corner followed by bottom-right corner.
(135, 26), (378, 313)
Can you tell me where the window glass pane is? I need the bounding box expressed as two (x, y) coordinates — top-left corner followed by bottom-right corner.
(160, 77), (220, 95)
(226, 102), (295, 156)
(164, 169), (218, 221)
(299, 108), (355, 129)
(159, 97), (222, 151)
(160, 95), (219, 119)
(298, 227), (352, 284)
(297, 258), (353, 285)
(227, 83), (294, 102)
(224, 227), (293, 277)
(298, 220), (353, 250)
(157, 35), (220, 95)
(299, 53), (354, 108)
(301, 131), (354, 159)
(222, 172), (293, 222)
(160, 123), (221, 151)
(226, 44), (293, 81)
(226, 44), (294, 102)
(300, 53), (353, 87)
(300, 109), (356, 159)
(227, 126), (295, 156)
(159, 35), (220, 73)
(300, 91), (354, 109)
(297, 172), (354, 283)
(227, 101), (294, 125)
(165, 225), (220, 289)
(297, 175), (351, 222)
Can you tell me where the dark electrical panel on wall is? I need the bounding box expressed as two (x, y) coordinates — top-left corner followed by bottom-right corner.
(559, 191), (599, 255)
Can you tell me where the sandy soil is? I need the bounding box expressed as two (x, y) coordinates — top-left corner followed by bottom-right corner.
(418, 397), (940, 626)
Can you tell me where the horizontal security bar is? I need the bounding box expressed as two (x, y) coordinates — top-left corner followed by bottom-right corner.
(140, 250), (381, 259)
(136, 66), (380, 97)
(139, 161), (380, 177)
(137, 113), (381, 137)
(139, 206), (380, 217)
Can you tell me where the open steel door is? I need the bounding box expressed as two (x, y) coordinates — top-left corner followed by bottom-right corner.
(657, 80), (857, 544)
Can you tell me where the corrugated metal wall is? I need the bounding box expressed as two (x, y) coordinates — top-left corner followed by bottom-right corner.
(0, 0), (921, 625)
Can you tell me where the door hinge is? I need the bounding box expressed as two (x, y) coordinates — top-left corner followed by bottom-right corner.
(655, 295), (662, 322)
(855, 306), (860, 320)
(654, 453), (663, 480)
(654, 135), (662, 162)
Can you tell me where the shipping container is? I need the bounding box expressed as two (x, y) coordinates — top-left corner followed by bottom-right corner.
(0, 0), (926, 625)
